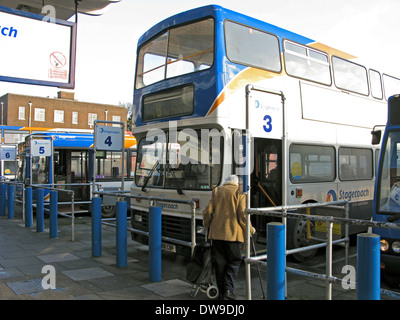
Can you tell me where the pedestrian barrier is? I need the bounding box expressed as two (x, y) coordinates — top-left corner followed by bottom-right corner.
(244, 201), (400, 300)
(91, 191), (197, 282)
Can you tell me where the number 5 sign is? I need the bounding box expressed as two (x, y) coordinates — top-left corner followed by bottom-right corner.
(94, 125), (123, 151)
(31, 139), (51, 156)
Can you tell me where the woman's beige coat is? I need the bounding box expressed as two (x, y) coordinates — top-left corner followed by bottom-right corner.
(202, 182), (253, 242)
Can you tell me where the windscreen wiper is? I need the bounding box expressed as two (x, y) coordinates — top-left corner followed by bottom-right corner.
(387, 214), (400, 223)
(141, 160), (159, 192)
(166, 162), (184, 195)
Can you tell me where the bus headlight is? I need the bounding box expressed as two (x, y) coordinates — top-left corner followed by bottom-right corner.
(381, 239), (389, 252)
(392, 241), (400, 254)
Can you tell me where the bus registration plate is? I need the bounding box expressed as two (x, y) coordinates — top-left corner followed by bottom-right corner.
(161, 242), (176, 253)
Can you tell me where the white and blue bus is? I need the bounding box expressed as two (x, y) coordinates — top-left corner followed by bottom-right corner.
(372, 95), (400, 286)
(16, 129), (137, 217)
(130, 5), (396, 258)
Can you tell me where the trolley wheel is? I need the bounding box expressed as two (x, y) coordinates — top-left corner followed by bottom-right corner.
(206, 286), (219, 299)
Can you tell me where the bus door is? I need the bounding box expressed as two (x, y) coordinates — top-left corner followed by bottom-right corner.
(54, 150), (89, 202)
(251, 137), (282, 243)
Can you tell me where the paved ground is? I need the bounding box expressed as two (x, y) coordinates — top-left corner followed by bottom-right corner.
(0, 204), (398, 305)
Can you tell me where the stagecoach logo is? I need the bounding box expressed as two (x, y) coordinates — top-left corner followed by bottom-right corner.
(326, 190), (337, 202)
(254, 99), (279, 112)
(151, 200), (179, 210)
(326, 188), (370, 202)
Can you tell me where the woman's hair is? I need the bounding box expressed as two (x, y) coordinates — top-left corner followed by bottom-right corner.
(224, 174), (239, 185)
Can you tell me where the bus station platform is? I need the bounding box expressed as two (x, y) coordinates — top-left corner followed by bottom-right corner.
(0, 204), (397, 302)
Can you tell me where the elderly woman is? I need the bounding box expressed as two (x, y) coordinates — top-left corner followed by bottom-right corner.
(203, 175), (255, 300)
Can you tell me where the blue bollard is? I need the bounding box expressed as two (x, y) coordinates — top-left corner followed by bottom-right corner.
(149, 206), (162, 282)
(116, 201), (127, 268)
(267, 222), (286, 300)
(0, 183), (6, 217)
(91, 197), (102, 257)
(7, 184), (14, 219)
(36, 188), (44, 232)
(357, 233), (380, 300)
(49, 190), (58, 238)
(25, 187), (33, 228)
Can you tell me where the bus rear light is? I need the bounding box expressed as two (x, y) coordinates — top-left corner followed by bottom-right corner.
(296, 188), (303, 198)
(193, 198), (200, 209)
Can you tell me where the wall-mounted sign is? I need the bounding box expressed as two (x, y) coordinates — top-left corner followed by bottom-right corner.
(0, 6), (76, 88)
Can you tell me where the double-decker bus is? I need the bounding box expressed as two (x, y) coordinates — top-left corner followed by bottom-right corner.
(372, 95), (400, 286)
(130, 5), (395, 258)
(16, 129), (136, 217)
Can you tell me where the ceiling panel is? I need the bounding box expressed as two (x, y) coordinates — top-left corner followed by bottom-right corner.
(0, 0), (120, 20)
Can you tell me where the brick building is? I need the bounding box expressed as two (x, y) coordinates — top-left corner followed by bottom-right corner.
(0, 91), (127, 130)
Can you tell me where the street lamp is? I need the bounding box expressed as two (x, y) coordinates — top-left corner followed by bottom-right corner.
(28, 101), (32, 128)
(0, 101), (3, 125)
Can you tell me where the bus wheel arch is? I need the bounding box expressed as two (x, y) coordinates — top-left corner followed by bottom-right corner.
(287, 200), (318, 262)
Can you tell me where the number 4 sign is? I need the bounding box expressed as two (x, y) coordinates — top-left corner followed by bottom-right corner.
(94, 125), (123, 151)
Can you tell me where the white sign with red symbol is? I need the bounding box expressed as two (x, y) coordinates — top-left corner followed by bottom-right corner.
(0, 7), (75, 88)
(49, 51), (68, 80)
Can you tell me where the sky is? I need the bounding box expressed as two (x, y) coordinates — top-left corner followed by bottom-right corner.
(1, 0), (400, 106)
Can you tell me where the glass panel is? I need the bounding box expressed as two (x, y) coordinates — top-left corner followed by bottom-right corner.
(284, 40), (331, 85)
(166, 19), (214, 78)
(96, 151), (127, 179)
(289, 144), (335, 183)
(143, 85), (194, 121)
(136, 19), (214, 89)
(378, 131), (400, 214)
(339, 147), (373, 181)
(225, 20), (281, 72)
(332, 56), (369, 95)
(4, 130), (28, 144)
(135, 128), (222, 190)
(31, 156), (49, 184)
(383, 74), (400, 100)
(369, 69), (383, 99)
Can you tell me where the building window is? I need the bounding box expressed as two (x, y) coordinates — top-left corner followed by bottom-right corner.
(88, 113), (97, 126)
(18, 107), (25, 120)
(112, 115), (121, 127)
(34, 108), (45, 122)
(54, 110), (64, 123)
(72, 112), (78, 124)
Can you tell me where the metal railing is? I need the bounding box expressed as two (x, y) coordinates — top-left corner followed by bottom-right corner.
(244, 200), (400, 300)
(92, 191), (198, 255)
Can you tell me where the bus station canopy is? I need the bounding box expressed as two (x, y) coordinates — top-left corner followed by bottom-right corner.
(0, 0), (119, 20)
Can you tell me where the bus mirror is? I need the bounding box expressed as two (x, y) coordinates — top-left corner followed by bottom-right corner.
(371, 130), (381, 145)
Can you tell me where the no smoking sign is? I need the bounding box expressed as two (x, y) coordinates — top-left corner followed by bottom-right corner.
(50, 51), (66, 68)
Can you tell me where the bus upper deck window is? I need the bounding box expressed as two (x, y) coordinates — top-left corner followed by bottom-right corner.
(136, 19), (214, 89)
